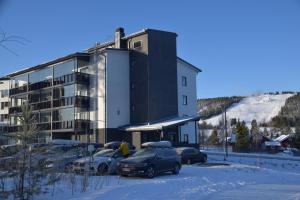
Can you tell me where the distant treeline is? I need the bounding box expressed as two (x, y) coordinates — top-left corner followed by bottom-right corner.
(266, 93), (300, 128)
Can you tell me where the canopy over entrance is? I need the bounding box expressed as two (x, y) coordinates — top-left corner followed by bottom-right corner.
(121, 115), (200, 132)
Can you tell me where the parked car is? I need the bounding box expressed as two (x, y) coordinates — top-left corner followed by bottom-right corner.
(43, 147), (89, 171)
(118, 147), (181, 178)
(176, 147), (207, 164)
(73, 149), (125, 175)
(0, 144), (22, 157)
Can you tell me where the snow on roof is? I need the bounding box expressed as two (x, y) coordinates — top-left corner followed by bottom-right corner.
(123, 115), (200, 132)
(275, 135), (289, 142)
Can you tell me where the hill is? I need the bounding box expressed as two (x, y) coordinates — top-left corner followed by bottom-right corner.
(199, 93), (298, 127)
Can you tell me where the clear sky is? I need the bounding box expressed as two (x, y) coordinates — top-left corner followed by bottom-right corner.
(0, 0), (300, 99)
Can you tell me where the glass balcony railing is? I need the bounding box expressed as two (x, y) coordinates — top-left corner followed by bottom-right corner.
(9, 96), (89, 114)
(8, 119), (90, 133)
(9, 72), (90, 95)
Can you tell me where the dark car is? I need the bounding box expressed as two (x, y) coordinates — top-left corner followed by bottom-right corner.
(118, 147), (181, 178)
(176, 147), (207, 164)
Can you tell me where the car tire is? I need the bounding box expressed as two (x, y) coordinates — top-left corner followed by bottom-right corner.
(146, 166), (156, 179)
(64, 163), (72, 172)
(202, 156), (207, 163)
(172, 163), (180, 175)
(97, 163), (108, 176)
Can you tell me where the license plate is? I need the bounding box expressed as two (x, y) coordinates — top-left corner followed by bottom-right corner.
(122, 168), (130, 172)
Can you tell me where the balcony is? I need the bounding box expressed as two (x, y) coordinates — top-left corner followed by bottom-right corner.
(8, 120), (89, 133)
(9, 85), (28, 96)
(9, 72), (90, 96)
(52, 119), (90, 131)
(9, 96), (89, 114)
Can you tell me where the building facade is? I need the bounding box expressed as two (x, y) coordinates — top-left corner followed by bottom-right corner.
(4, 28), (201, 147)
(0, 78), (10, 144)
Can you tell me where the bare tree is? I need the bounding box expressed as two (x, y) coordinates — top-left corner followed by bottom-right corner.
(0, 28), (29, 56)
(10, 103), (39, 200)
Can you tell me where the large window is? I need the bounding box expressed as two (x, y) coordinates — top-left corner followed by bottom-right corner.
(29, 67), (52, 84)
(11, 74), (28, 88)
(52, 108), (74, 122)
(54, 60), (75, 78)
(53, 85), (74, 100)
(40, 112), (51, 123)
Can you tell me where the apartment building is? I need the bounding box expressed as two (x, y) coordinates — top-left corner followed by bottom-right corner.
(0, 78), (10, 144)
(5, 27), (201, 148)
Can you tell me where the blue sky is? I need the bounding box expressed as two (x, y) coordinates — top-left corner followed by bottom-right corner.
(0, 0), (300, 98)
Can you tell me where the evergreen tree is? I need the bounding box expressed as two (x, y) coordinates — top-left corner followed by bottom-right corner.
(251, 119), (262, 151)
(294, 127), (300, 149)
(208, 129), (219, 146)
(236, 121), (250, 152)
(263, 127), (269, 137)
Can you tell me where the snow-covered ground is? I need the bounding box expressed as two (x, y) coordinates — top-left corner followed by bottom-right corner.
(204, 93), (295, 126)
(37, 154), (300, 200)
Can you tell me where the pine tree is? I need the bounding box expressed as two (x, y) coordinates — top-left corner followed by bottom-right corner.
(208, 129), (219, 146)
(236, 121), (250, 152)
(294, 127), (300, 149)
(251, 119), (261, 151)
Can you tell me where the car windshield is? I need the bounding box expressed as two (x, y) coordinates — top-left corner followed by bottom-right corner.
(93, 149), (115, 157)
(132, 148), (156, 157)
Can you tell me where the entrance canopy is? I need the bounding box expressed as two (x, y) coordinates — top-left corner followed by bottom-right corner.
(122, 115), (200, 132)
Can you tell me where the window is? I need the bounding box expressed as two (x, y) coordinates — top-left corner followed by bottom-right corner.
(0, 114), (8, 122)
(182, 76), (187, 86)
(0, 90), (8, 98)
(182, 95), (188, 105)
(183, 134), (189, 143)
(133, 41), (142, 49)
(54, 60), (75, 78)
(0, 102), (8, 109)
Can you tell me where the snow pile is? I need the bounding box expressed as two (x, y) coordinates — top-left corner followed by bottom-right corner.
(204, 94), (295, 126)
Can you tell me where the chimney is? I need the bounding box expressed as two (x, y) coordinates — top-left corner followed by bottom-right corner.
(115, 27), (125, 49)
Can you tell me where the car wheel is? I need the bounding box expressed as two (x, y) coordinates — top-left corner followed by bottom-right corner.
(64, 163), (72, 171)
(146, 166), (156, 178)
(97, 163), (108, 176)
(172, 163), (180, 175)
(202, 156), (207, 163)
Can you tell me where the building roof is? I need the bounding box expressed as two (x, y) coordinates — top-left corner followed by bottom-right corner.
(122, 115), (200, 132)
(177, 57), (202, 73)
(6, 52), (90, 78)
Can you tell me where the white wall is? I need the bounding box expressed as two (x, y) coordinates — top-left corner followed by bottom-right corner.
(0, 80), (9, 125)
(177, 58), (199, 143)
(106, 50), (130, 128)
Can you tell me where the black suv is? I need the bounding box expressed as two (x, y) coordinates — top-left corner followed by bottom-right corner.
(176, 147), (207, 164)
(118, 147), (181, 178)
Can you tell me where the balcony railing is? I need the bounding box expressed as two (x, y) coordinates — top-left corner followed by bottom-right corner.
(10, 85), (28, 96)
(9, 96), (89, 114)
(8, 119), (90, 133)
(9, 72), (90, 96)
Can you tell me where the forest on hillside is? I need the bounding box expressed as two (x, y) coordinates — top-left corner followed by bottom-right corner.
(198, 96), (244, 120)
(269, 93), (300, 128)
